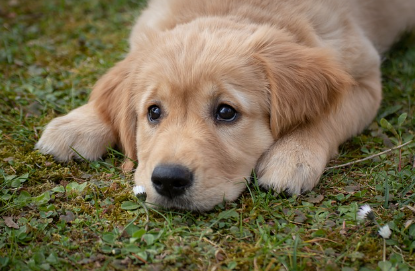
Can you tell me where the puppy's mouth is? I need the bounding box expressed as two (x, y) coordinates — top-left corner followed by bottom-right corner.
(152, 195), (198, 210)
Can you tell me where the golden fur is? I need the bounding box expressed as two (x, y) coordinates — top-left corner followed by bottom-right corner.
(36, 0), (415, 211)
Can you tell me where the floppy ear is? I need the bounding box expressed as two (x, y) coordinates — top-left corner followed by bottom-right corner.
(250, 27), (355, 137)
(89, 54), (138, 165)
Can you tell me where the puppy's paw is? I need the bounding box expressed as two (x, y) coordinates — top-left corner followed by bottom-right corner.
(35, 104), (115, 162)
(256, 134), (329, 195)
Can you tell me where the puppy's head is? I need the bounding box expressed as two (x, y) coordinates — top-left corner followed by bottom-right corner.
(96, 21), (353, 211)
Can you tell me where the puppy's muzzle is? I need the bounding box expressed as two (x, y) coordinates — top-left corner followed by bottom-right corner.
(151, 164), (193, 199)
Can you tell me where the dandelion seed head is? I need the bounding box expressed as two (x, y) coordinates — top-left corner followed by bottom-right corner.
(133, 185), (147, 201)
(133, 185), (146, 195)
(357, 204), (373, 221)
(378, 224), (392, 239)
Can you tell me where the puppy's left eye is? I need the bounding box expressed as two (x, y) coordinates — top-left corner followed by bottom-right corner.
(216, 104), (237, 122)
(148, 105), (162, 123)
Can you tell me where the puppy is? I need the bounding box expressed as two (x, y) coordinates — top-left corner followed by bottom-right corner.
(36, 0), (415, 211)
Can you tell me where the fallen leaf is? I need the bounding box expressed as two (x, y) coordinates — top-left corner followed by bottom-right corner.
(4, 217), (19, 229)
(404, 220), (413, 230)
(344, 185), (360, 193)
(3, 157), (14, 162)
(81, 173), (92, 179)
(306, 194), (324, 203)
(294, 210), (307, 223)
(405, 205), (415, 212)
(215, 250), (226, 262)
(109, 182), (118, 191)
(60, 211), (75, 223)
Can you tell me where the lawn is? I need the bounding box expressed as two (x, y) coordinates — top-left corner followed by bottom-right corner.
(1, 0), (415, 270)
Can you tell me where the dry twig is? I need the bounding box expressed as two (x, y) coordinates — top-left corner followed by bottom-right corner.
(325, 140), (413, 171)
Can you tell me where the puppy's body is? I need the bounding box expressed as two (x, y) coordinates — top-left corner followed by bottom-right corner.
(36, 0), (415, 210)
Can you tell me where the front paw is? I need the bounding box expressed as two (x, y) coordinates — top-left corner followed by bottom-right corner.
(256, 135), (329, 195)
(35, 104), (115, 162)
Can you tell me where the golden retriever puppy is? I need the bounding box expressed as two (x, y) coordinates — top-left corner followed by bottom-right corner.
(36, 0), (415, 211)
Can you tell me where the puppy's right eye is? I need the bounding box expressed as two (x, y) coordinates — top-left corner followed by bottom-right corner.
(216, 104), (237, 122)
(148, 105), (161, 123)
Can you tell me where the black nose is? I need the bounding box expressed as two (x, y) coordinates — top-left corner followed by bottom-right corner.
(151, 164), (193, 199)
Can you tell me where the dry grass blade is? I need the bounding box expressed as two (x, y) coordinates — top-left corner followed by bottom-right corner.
(325, 140), (413, 170)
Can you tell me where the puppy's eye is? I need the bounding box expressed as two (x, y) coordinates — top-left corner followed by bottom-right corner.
(148, 105), (162, 122)
(216, 104), (237, 122)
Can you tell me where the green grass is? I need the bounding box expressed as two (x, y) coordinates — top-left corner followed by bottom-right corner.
(1, 1), (415, 270)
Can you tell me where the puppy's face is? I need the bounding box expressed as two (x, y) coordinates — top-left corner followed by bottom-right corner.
(131, 26), (274, 211)
(121, 22), (351, 210)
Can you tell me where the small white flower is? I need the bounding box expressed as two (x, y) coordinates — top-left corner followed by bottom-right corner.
(378, 224), (392, 239)
(133, 185), (146, 195)
(357, 204), (373, 220)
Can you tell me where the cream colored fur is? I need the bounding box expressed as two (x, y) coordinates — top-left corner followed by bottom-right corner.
(36, 0), (415, 211)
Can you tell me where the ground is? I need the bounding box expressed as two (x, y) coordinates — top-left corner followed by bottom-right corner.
(1, 0), (415, 270)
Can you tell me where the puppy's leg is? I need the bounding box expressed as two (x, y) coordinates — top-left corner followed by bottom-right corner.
(35, 101), (116, 161)
(36, 54), (137, 163)
(256, 69), (382, 194)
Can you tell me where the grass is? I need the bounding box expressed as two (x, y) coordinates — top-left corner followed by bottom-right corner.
(0, 1), (414, 270)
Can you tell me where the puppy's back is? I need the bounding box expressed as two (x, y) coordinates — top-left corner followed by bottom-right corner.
(351, 0), (415, 53)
